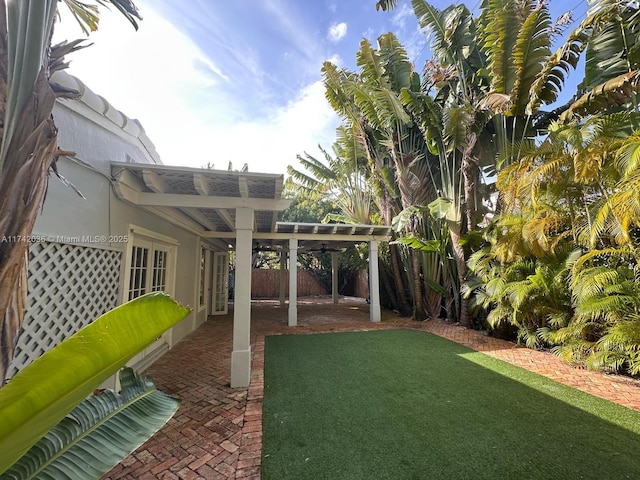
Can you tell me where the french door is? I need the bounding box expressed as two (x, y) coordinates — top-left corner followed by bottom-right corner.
(211, 252), (229, 315)
(124, 230), (177, 368)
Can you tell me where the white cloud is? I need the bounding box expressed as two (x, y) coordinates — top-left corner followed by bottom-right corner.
(194, 81), (340, 175)
(51, 3), (340, 176)
(327, 22), (348, 42)
(53, 4), (230, 125)
(391, 3), (414, 29)
(326, 54), (342, 66)
(362, 26), (375, 41)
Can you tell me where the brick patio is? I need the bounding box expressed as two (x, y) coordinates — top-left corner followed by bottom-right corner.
(102, 297), (640, 480)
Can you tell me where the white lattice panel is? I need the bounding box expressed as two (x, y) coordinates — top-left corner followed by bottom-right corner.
(6, 242), (122, 379)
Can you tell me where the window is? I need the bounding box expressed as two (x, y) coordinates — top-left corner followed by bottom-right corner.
(152, 249), (168, 292)
(212, 252), (229, 314)
(125, 230), (176, 301)
(123, 227), (178, 369)
(128, 244), (149, 300)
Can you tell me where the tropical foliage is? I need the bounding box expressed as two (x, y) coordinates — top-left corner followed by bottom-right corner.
(0, 292), (190, 476)
(3, 368), (179, 479)
(287, 0), (640, 375)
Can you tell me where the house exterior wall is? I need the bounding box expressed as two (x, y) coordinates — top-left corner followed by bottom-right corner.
(108, 189), (201, 343)
(6, 73), (209, 385)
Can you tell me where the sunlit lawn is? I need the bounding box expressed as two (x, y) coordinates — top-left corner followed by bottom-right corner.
(262, 330), (640, 479)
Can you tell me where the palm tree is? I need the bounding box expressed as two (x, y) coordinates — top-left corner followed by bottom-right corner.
(0, 0), (141, 382)
(378, 0), (616, 325)
(322, 33), (441, 319)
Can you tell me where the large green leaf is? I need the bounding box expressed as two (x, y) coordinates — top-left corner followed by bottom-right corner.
(428, 197), (453, 220)
(2, 368), (180, 480)
(377, 33), (414, 92)
(0, 292), (190, 474)
(583, 0), (640, 90)
(392, 205), (429, 232)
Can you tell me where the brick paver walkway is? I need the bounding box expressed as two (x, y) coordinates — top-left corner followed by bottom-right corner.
(103, 297), (640, 480)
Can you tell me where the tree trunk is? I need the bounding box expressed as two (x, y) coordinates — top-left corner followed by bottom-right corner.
(377, 190), (412, 317)
(411, 249), (427, 320)
(388, 239), (412, 317)
(462, 133), (480, 232)
(0, 66), (59, 383)
(449, 229), (470, 328)
(379, 263), (399, 312)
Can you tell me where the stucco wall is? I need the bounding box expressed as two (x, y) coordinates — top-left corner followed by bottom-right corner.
(24, 74), (207, 387)
(32, 157), (201, 344)
(52, 71), (160, 175)
(109, 193), (200, 343)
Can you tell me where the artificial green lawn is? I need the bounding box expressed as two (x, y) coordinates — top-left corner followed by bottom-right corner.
(262, 330), (640, 479)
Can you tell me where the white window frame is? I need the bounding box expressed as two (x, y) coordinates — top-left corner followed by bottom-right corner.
(197, 246), (209, 312)
(122, 226), (179, 302)
(121, 225), (179, 370)
(211, 251), (230, 315)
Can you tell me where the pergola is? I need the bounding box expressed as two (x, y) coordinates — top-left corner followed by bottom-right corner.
(112, 163), (392, 387)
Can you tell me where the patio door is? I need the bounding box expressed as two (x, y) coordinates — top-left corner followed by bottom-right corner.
(211, 252), (229, 315)
(124, 229), (177, 369)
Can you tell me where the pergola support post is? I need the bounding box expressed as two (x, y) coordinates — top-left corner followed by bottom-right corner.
(369, 240), (381, 322)
(331, 251), (339, 304)
(231, 208), (254, 387)
(279, 250), (286, 306)
(288, 238), (298, 326)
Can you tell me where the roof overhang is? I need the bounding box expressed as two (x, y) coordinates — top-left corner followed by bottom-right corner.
(111, 163), (392, 251)
(202, 222), (393, 251)
(111, 162), (290, 247)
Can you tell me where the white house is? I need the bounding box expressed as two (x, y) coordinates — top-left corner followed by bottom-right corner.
(7, 72), (391, 389)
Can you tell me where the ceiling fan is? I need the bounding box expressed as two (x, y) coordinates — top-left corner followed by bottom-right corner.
(253, 242), (280, 253)
(305, 243), (345, 254)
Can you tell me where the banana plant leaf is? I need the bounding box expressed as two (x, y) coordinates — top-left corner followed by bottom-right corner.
(391, 205), (430, 232)
(2, 368), (180, 480)
(393, 235), (443, 253)
(0, 292), (191, 474)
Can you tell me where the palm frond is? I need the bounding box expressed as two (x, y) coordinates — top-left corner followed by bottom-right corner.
(356, 38), (385, 85)
(322, 62), (358, 121)
(478, 0), (521, 94)
(376, 0), (399, 12)
(583, 0), (640, 90)
(412, 0), (474, 67)
(561, 70), (640, 120)
(377, 33), (414, 92)
(527, 26), (589, 114)
(510, 2), (553, 115)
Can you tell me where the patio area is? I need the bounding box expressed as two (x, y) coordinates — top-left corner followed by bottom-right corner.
(102, 297), (640, 480)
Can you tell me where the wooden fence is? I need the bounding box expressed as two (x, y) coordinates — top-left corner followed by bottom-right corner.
(251, 269), (327, 298)
(250, 269), (370, 299)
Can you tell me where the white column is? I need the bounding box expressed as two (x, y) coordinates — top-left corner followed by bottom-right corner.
(279, 250), (286, 306)
(288, 238), (298, 326)
(369, 241), (381, 322)
(231, 208), (254, 388)
(331, 251), (339, 304)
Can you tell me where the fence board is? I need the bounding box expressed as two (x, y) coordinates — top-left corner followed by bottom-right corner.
(251, 269), (327, 298)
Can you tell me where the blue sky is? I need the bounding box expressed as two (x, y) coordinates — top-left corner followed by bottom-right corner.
(53, 0), (590, 175)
